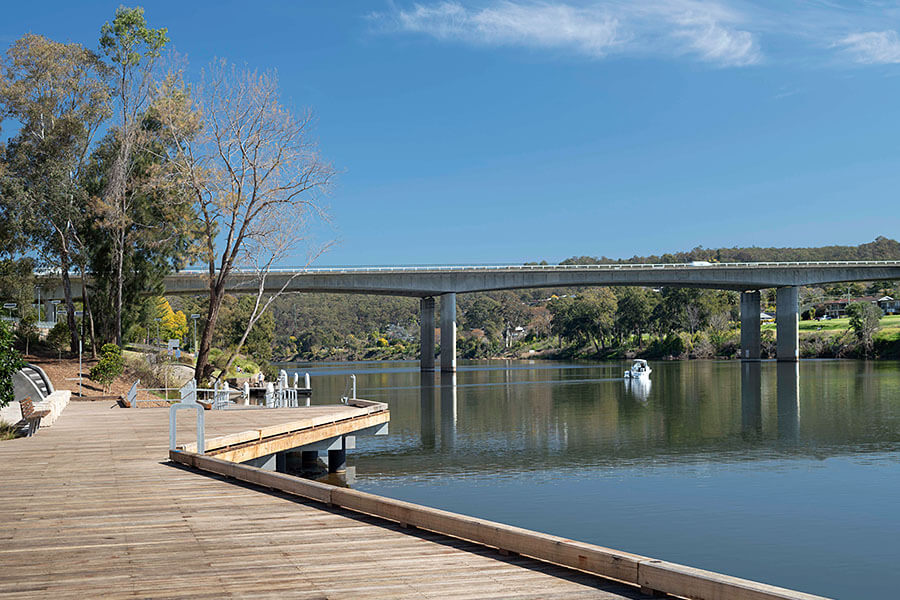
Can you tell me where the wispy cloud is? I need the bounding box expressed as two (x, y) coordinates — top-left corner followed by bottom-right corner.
(374, 1), (762, 67)
(836, 30), (900, 65)
(669, 8), (759, 66)
(388, 2), (622, 57)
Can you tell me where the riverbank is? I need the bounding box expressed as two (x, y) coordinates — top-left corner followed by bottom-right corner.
(278, 315), (900, 363)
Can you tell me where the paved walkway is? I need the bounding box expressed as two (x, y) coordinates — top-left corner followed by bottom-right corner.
(0, 402), (647, 599)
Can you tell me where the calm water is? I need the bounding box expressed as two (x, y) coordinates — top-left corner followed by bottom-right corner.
(283, 359), (900, 600)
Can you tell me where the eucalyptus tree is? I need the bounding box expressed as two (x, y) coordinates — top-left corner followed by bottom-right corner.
(0, 34), (110, 352)
(80, 124), (201, 345)
(97, 5), (168, 345)
(154, 61), (334, 383)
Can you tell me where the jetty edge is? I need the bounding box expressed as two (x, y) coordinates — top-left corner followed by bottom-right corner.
(171, 407), (832, 600)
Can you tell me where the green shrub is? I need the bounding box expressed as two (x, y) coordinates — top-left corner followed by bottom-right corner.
(89, 343), (124, 393)
(0, 321), (25, 408)
(16, 313), (38, 355)
(47, 321), (70, 355)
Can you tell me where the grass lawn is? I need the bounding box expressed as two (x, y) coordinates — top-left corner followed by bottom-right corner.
(762, 314), (900, 333)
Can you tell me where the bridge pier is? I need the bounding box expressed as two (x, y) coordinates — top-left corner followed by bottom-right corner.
(420, 297), (435, 372)
(776, 286), (799, 362)
(440, 293), (457, 373)
(740, 291), (761, 361)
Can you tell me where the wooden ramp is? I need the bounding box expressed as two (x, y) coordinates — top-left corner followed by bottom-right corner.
(0, 402), (646, 599)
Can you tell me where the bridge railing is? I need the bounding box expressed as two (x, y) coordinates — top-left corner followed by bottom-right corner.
(167, 260), (900, 275)
(34, 260), (900, 281)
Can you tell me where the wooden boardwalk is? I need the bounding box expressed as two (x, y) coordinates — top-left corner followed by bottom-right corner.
(0, 402), (646, 599)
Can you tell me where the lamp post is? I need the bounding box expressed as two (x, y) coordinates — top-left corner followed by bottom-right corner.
(191, 314), (200, 358)
(50, 300), (61, 324)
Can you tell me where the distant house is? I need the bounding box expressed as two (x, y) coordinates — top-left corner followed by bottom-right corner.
(819, 296), (880, 318)
(878, 296), (900, 315)
(385, 323), (415, 342)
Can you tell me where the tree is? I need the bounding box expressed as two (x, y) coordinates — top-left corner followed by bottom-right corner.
(462, 296), (502, 338)
(47, 320), (70, 358)
(548, 289), (617, 353)
(0, 320), (24, 408)
(155, 61), (334, 383)
(155, 297), (188, 342)
(97, 6), (168, 345)
(81, 122), (201, 346)
(88, 342), (124, 393)
(0, 34), (110, 353)
(16, 311), (38, 356)
(215, 294), (275, 363)
(497, 291), (530, 347)
(707, 310), (731, 347)
(846, 301), (882, 357)
(616, 287), (654, 347)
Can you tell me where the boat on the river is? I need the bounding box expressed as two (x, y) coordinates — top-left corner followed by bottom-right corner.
(624, 359), (651, 379)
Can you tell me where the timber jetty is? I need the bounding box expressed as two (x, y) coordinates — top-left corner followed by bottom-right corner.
(0, 401), (830, 599)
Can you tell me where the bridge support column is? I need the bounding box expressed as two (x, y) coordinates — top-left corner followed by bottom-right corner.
(776, 286), (799, 362)
(440, 293), (457, 373)
(740, 291), (761, 361)
(420, 297), (435, 372)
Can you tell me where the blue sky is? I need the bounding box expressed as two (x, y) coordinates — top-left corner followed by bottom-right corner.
(3, 1), (900, 265)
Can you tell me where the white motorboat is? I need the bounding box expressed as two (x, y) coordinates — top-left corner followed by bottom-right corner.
(624, 359), (651, 379)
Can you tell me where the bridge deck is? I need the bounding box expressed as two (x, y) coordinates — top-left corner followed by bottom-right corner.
(0, 402), (644, 599)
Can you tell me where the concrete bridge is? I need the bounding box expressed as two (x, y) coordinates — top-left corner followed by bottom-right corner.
(40, 261), (900, 371)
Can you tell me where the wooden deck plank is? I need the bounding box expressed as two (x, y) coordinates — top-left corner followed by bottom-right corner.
(0, 402), (644, 600)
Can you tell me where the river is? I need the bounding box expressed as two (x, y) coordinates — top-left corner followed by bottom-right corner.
(281, 359), (900, 600)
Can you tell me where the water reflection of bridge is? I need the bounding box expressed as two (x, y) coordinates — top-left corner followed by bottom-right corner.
(741, 362), (799, 442)
(417, 363), (804, 452)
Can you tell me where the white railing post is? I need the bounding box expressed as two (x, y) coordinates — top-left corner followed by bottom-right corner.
(128, 380), (139, 409)
(169, 379), (204, 454)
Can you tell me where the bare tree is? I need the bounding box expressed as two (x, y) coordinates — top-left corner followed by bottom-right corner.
(155, 61), (334, 383)
(682, 304), (702, 335)
(707, 310), (730, 346)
